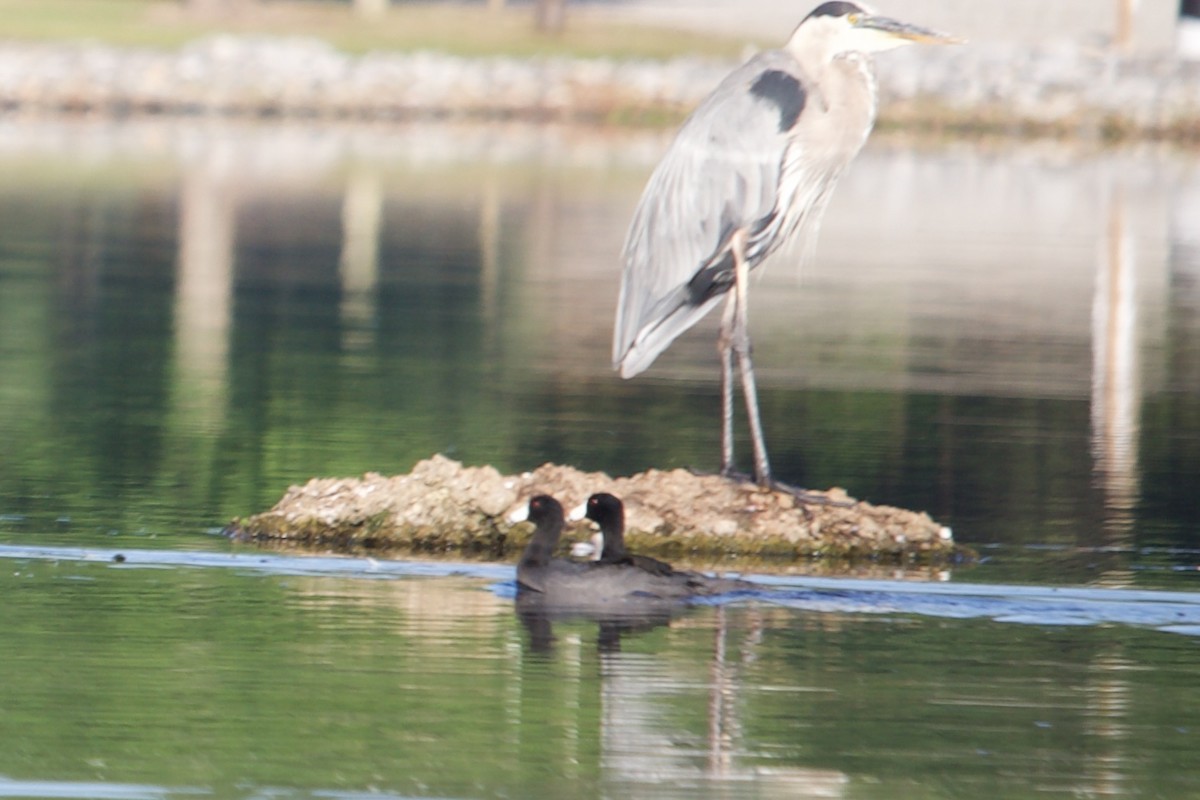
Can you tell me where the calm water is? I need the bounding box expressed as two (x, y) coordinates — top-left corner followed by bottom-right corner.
(1, 118), (1199, 798)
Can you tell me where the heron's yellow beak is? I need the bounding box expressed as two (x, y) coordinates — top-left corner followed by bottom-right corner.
(857, 14), (963, 45)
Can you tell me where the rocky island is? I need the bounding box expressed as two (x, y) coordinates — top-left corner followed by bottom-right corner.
(226, 455), (960, 567)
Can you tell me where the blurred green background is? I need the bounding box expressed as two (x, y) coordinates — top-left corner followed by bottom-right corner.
(0, 0), (755, 59)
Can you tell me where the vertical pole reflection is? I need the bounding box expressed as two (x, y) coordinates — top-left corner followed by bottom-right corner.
(595, 611), (846, 794)
(1090, 185), (1141, 587)
(599, 644), (688, 782)
(1077, 161), (1180, 793)
(707, 605), (766, 778)
(175, 146), (235, 425)
(339, 167), (383, 357)
(707, 605), (733, 776)
(1081, 646), (1134, 798)
(478, 174), (502, 359)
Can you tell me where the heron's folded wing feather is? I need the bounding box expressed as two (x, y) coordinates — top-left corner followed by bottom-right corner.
(613, 51), (806, 376)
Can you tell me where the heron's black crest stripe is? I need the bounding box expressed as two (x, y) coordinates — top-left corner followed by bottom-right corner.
(750, 70), (806, 132)
(805, 1), (864, 20)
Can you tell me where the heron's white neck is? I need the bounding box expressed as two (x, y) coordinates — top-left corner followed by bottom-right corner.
(784, 21), (839, 75)
(785, 17), (914, 77)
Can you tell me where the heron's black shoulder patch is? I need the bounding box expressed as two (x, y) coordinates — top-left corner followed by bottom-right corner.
(749, 70), (806, 132)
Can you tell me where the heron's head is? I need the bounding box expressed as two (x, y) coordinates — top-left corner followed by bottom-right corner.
(789, 2), (960, 63)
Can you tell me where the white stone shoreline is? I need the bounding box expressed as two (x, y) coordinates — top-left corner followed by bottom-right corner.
(1, 36), (1199, 140)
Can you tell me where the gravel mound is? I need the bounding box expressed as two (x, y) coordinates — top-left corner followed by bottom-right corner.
(228, 454), (958, 565)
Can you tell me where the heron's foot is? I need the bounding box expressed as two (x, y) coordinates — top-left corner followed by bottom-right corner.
(709, 465), (801, 494)
(769, 479), (855, 508)
(692, 467), (848, 506)
(715, 464), (766, 485)
(689, 464), (754, 483)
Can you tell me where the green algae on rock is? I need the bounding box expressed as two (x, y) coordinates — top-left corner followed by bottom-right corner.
(227, 454), (958, 562)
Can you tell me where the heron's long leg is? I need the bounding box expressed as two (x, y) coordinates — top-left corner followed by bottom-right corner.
(718, 292), (737, 476)
(730, 234), (772, 486)
(740, 354), (772, 486)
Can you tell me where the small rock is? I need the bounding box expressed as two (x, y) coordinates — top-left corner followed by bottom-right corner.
(711, 519), (739, 537)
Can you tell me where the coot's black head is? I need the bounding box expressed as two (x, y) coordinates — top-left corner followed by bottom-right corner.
(527, 494), (564, 526)
(584, 492), (624, 528)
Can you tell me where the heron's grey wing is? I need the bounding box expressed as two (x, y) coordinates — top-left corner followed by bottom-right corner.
(613, 51), (805, 377)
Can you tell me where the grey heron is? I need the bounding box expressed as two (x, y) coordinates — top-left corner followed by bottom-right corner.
(612, 2), (958, 487)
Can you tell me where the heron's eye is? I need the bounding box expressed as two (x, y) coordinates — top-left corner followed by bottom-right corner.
(847, 12), (861, 25)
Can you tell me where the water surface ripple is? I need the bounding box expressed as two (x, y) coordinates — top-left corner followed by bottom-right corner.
(4, 544), (1198, 636)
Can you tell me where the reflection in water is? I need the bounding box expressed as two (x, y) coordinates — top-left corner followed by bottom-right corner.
(338, 166), (383, 355)
(1091, 184), (1141, 587)
(522, 599), (850, 798)
(1084, 184), (1138, 790)
(479, 173), (504, 351)
(1, 547), (1199, 797)
(1082, 647), (1135, 798)
(1085, 182), (1142, 788)
(1, 118), (1199, 556)
(174, 141), (236, 454)
(0, 106), (1198, 800)
(515, 597), (680, 655)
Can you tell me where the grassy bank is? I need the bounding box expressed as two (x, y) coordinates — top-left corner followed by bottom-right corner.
(0, 0), (753, 59)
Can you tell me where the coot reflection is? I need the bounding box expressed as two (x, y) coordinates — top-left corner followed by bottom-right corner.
(515, 599), (679, 655)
